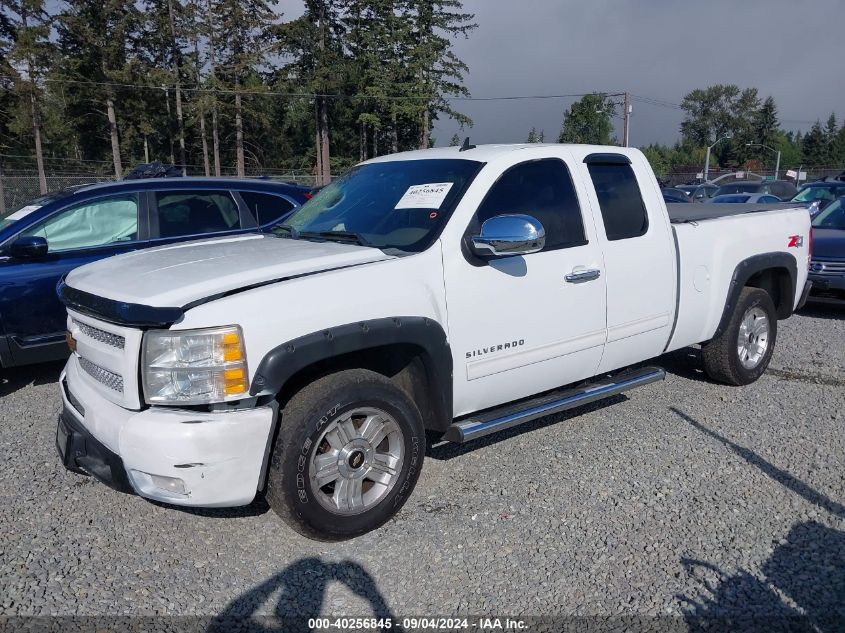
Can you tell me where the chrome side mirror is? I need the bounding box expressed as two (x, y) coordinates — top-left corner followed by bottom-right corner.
(470, 214), (546, 257)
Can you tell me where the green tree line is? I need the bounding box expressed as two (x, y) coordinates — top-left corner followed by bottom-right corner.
(643, 86), (845, 179)
(0, 0), (476, 190)
(530, 87), (845, 178)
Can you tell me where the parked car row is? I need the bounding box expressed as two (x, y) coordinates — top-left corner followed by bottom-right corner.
(0, 177), (311, 367)
(662, 174), (845, 213)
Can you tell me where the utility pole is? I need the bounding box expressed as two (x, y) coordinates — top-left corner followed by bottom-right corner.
(622, 92), (631, 147)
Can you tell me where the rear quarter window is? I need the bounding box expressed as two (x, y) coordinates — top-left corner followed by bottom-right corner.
(239, 191), (295, 226)
(587, 163), (649, 241)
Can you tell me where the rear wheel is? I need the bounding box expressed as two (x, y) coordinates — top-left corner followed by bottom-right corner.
(702, 287), (777, 385)
(265, 369), (425, 540)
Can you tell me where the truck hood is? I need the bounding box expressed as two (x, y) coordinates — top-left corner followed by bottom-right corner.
(811, 228), (845, 259)
(66, 233), (394, 308)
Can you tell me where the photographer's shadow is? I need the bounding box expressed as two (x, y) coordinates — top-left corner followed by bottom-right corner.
(208, 557), (399, 633)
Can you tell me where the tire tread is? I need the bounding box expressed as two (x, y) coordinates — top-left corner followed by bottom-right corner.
(702, 287), (777, 386)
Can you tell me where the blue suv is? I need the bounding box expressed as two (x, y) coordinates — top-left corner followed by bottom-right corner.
(0, 178), (310, 367)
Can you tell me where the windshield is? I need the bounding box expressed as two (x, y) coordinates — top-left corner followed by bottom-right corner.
(812, 198), (845, 229)
(792, 186), (841, 203)
(715, 183), (760, 196)
(279, 159), (482, 252)
(0, 191), (71, 230)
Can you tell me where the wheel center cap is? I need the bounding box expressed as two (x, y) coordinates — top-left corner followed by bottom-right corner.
(347, 450), (365, 470)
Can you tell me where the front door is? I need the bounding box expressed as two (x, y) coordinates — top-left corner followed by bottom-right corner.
(0, 192), (144, 365)
(444, 155), (608, 416)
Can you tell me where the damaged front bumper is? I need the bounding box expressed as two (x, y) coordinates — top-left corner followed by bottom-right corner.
(57, 356), (277, 507)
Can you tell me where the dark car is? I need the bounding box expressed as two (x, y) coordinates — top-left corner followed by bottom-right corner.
(0, 178), (310, 367)
(662, 188), (692, 204)
(790, 178), (845, 213)
(713, 179), (798, 200)
(676, 183), (718, 202)
(807, 196), (845, 304)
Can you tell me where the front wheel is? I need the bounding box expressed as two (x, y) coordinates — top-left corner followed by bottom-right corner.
(702, 287), (778, 385)
(265, 369), (425, 540)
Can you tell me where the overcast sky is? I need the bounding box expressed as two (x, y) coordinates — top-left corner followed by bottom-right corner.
(282, 0), (845, 147)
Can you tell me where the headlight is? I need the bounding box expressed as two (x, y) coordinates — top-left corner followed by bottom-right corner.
(142, 325), (249, 405)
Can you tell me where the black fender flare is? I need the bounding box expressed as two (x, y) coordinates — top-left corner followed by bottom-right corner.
(712, 252), (797, 340)
(250, 316), (453, 431)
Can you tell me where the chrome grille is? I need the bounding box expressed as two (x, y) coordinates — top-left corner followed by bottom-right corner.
(78, 356), (124, 393)
(809, 259), (845, 277)
(73, 319), (125, 349)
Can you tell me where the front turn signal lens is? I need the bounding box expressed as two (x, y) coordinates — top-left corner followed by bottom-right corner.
(224, 367), (248, 395)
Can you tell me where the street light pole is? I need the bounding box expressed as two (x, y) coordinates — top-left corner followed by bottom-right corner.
(746, 143), (781, 180)
(705, 134), (732, 182)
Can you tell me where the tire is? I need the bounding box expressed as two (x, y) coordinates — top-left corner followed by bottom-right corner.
(702, 287), (777, 386)
(265, 369), (425, 540)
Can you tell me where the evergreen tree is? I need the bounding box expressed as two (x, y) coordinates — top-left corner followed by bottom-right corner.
(802, 121), (827, 166)
(275, 0), (345, 184)
(185, 0), (211, 175)
(754, 96), (779, 149)
(824, 113), (838, 166)
(211, 0), (278, 176)
(559, 94), (616, 145)
(4, 0), (53, 192)
(406, 1), (476, 149)
(449, 132), (460, 146)
(343, 0), (408, 159)
(834, 124), (845, 167)
(526, 127), (538, 143)
(56, 0), (145, 177)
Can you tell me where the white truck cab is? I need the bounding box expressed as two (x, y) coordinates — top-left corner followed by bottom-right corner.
(56, 144), (811, 539)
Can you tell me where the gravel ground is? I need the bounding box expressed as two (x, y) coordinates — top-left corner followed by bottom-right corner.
(0, 304), (843, 630)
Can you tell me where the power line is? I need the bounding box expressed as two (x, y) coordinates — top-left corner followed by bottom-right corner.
(0, 75), (608, 102)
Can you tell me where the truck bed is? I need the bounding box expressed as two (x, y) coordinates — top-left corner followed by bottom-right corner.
(667, 203), (802, 223)
(665, 203), (810, 354)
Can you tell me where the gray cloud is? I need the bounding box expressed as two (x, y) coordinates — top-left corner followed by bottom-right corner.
(433, 0), (845, 147)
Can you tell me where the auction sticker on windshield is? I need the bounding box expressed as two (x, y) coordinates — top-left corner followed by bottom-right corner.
(395, 183), (454, 209)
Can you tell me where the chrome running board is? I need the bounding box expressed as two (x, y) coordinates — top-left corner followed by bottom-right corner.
(444, 366), (665, 443)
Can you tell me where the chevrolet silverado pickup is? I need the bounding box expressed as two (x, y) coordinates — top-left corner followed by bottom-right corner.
(55, 144), (812, 539)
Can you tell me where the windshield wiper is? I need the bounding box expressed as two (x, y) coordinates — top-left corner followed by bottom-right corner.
(273, 224), (299, 239)
(297, 230), (372, 247)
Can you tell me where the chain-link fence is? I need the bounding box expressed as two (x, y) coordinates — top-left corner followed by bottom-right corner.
(0, 173), (112, 215)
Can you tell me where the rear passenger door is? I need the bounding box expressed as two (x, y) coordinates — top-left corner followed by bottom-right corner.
(147, 189), (250, 243)
(444, 154), (608, 415)
(581, 153), (676, 373)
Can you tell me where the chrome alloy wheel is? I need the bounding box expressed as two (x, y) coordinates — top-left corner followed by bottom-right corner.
(309, 407), (404, 515)
(737, 306), (770, 369)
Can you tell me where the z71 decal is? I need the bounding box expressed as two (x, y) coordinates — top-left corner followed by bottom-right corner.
(787, 235), (804, 248)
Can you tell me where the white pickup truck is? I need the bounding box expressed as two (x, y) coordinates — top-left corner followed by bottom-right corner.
(55, 144), (812, 539)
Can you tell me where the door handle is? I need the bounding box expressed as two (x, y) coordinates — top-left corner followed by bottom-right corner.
(565, 268), (601, 283)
